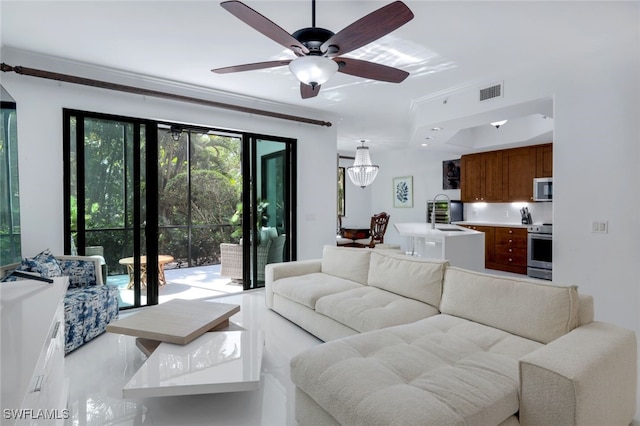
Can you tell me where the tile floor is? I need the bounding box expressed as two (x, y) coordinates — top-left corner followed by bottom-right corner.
(113, 265), (244, 308)
(63, 289), (322, 426)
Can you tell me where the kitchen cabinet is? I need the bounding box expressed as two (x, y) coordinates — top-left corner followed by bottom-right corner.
(492, 227), (528, 274)
(461, 151), (503, 202)
(461, 143), (552, 203)
(460, 224), (495, 265)
(536, 143), (553, 177)
(502, 146), (537, 202)
(460, 224), (527, 275)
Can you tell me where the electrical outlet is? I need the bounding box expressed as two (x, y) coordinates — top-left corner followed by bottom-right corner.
(591, 221), (608, 234)
(505, 210), (509, 218)
(473, 209), (478, 217)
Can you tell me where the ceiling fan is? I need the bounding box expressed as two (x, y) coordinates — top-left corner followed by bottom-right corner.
(211, 0), (414, 99)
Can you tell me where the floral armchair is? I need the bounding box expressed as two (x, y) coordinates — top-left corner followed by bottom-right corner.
(1, 249), (120, 354)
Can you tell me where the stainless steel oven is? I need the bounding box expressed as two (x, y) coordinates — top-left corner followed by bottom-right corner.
(527, 224), (552, 280)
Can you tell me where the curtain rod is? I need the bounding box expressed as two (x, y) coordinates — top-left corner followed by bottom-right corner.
(0, 63), (332, 128)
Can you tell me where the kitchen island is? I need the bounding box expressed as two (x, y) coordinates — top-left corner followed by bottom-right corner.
(394, 223), (485, 272)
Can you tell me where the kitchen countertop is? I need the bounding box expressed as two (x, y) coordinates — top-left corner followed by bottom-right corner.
(394, 223), (483, 238)
(453, 221), (531, 229)
(393, 223), (485, 272)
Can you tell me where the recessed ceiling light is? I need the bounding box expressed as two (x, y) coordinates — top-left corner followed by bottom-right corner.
(431, 127), (443, 131)
(425, 136), (434, 140)
(421, 143), (429, 147)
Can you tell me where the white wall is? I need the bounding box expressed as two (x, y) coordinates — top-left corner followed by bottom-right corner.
(373, 5), (640, 339)
(370, 148), (461, 252)
(1, 49), (338, 262)
(552, 44), (640, 332)
(338, 155), (372, 229)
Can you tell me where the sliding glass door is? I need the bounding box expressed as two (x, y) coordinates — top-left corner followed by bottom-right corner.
(64, 111), (297, 307)
(242, 136), (296, 289)
(64, 110), (158, 308)
(157, 127), (241, 269)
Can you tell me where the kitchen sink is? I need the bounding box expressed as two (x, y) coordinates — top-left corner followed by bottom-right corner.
(437, 227), (466, 232)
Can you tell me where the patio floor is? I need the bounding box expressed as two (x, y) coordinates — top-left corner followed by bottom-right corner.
(109, 264), (244, 308)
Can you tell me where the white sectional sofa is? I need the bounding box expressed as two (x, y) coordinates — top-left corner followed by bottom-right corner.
(265, 246), (637, 426)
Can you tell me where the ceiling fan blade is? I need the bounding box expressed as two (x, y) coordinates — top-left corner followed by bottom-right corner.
(212, 60), (292, 74)
(300, 83), (321, 99)
(336, 57), (409, 83)
(221, 1), (309, 55)
(321, 1), (414, 56)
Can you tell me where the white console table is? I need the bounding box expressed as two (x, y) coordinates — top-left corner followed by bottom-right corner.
(1, 277), (69, 425)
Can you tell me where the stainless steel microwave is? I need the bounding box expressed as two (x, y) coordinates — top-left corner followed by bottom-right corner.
(533, 177), (553, 202)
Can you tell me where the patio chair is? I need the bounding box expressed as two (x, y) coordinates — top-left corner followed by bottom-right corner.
(220, 228), (286, 282)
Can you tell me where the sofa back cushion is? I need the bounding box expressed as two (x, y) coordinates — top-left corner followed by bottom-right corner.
(367, 251), (448, 307)
(321, 245), (372, 285)
(440, 267), (580, 344)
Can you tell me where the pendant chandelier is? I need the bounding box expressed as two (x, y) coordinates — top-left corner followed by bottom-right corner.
(347, 141), (379, 188)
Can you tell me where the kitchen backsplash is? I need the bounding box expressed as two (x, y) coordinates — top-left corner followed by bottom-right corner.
(462, 201), (553, 225)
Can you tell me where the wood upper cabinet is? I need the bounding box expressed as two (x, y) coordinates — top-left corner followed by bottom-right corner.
(461, 151), (503, 202)
(536, 143), (553, 177)
(502, 146), (537, 202)
(461, 154), (481, 202)
(461, 143), (552, 203)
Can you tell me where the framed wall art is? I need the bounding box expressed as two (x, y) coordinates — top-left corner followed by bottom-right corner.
(443, 159), (461, 189)
(337, 166), (345, 216)
(393, 176), (413, 208)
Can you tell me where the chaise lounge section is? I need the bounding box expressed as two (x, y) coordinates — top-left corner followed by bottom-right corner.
(265, 246), (637, 425)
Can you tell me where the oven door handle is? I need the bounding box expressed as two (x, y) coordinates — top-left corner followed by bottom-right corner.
(528, 233), (552, 240)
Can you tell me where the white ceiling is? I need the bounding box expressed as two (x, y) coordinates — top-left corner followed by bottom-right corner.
(0, 1), (632, 152)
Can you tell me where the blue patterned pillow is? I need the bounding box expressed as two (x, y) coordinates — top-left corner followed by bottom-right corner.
(25, 249), (63, 278)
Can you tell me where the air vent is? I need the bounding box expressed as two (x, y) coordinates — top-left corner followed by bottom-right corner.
(479, 83), (503, 101)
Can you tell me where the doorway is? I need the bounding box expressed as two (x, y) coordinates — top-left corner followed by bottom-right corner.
(64, 110), (296, 308)
(242, 136), (296, 289)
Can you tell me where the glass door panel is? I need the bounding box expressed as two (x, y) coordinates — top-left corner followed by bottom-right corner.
(0, 95), (21, 265)
(245, 137), (294, 289)
(157, 128), (241, 270)
(65, 111), (152, 308)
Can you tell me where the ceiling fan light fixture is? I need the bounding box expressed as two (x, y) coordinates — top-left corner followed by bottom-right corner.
(347, 141), (379, 188)
(289, 56), (338, 87)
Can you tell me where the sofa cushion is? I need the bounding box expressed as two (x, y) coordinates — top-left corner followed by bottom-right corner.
(291, 314), (543, 426)
(367, 251), (448, 307)
(315, 287), (440, 333)
(1, 249), (64, 282)
(58, 256), (101, 288)
(321, 245), (371, 285)
(26, 248), (64, 278)
(440, 267), (579, 344)
(271, 272), (362, 310)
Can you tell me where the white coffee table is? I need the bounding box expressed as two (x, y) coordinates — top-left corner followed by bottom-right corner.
(107, 299), (263, 398)
(123, 328), (264, 398)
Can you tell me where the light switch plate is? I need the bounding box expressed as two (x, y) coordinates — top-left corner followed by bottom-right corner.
(591, 221), (608, 234)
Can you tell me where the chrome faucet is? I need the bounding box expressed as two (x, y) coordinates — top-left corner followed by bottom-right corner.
(430, 193), (450, 229)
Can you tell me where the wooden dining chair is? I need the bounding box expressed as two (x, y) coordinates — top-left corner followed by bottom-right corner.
(354, 212), (390, 248)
